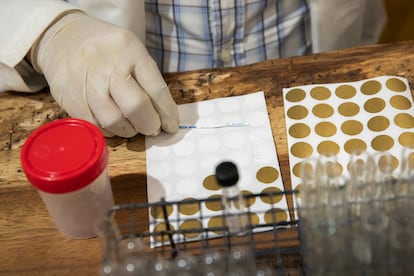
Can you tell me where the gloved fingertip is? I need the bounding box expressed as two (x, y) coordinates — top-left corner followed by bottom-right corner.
(162, 119), (179, 134)
(148, 127), (161, 137)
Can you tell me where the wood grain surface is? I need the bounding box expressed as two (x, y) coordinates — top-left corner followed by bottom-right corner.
(1, 40), (414, 275)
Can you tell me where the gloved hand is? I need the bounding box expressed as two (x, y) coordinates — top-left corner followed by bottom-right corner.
(30, 11), (179, 137)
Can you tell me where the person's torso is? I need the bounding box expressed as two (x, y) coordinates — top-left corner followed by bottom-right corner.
(145, 0), (311, 72)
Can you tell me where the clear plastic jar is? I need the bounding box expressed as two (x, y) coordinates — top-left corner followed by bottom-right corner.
(21, 118), (114, 239)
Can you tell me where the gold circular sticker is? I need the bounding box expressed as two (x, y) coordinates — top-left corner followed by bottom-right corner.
(394, 113), (414, 129)
(399, 132), (414, 148)
(313, 103), (334, 118)
(287, 105), (309, 120)
(338, 102), (360, 117)
(151, 205), (173, 219)
(178, 198), (200, 216)
(361, 80), (382, 95)
(153, 223), (175, 243)
(264, 208), (288, 224)
(205, 194), (223, 211)
(315, 122), (337, 137)
(335, 85), (357, 99)
(260, 187), (283, 204)
(341, 120), (363, 135)
(289, 123), (311, 138)
(291, 142), (313, 158)
(203, 174), (221, 191)
(310, 86), (331, 100)
(317, 141), (340, 155)
(386, 78), (407, 92)
(344, 139), (367, 154)
(364, 98), (386, 113)
(256, 166), (280, 184)
(285, 89), (306, 102)
(179, 219), (202, 239)
(367, 116), (390, 132)
(390, 95), (412, 110)
(371, 135), (395, 151)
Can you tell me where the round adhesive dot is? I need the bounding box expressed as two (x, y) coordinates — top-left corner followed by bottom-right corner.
(243, 94), (263, 109)
(317, 141), (340, 155)
(241, 190), (256, 207)
(207, 216), (226, 234)
(315, 122), (337, 137)
(150, 205), (174, 219)
(246, 110), (268, 126)
(260, 187), (283, 204)
(203, 174), (221, 191)
(312, 104), (334, 118)
(222, 132), (246, 149)
(178, 198), (200, 216)
(294, 184), (302, 199)
(335, 85), (357, 99)
(394, 113), (414, 128)
(256, 166), (280, 183)
(264, 208), (288, 224)
(310, 86), (331, 100)
(338, 102), (360, 117)
(176, 177), (200, 195)
(218, 98), (240, 113)
(198, 101), (216, 116)
(253, 146), (275, 163)
(377, 154), (399, 173)
(174, 159), (197, 176)
(172, 140), (195, 157)
(399, 132), (414, 148)
(285, 89), (306, 102)
(228, 151), (250, 167)
(361, 80), (382, 95)
(290, 142), (313, 158)
(364, 98), (386, 113)
(198, 136), (221, 153)
(205, 194), (223, 211)
(289, 123), (311, 138)
(150, 162), (172, 180)
(248, 129), (270, 144)
(292, 162), (302, 178)
(153, 223), (175, 243)
(147, 146), (170, 161)
(246, 212), (260, 226)
(367, 116), (390, 132)
(371, 135), (394, 151)
(325, 161), (343, 178)
(341, 120), (363, 135)
(344, 139), (367, 154)
(386, 78), (407, 92)
(287, 105), (308, 120)
(179, 219), (202, 239)
(390, 95), (412, 110)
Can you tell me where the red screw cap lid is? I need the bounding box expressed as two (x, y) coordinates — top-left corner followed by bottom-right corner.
(21, 118), (108, 194)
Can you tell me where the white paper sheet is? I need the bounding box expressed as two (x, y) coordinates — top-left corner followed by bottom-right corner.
(145, 92), (288, 243)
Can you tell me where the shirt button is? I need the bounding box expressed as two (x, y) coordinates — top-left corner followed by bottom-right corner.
(220, 48), (233, 63)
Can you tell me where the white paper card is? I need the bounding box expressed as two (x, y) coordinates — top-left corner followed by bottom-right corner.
(145, 92), (288, 243)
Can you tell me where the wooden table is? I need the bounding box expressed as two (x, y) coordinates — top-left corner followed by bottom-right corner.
(1, 40), (414, 275)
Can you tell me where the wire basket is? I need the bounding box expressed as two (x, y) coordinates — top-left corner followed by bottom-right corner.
(100, 189), (304, 275)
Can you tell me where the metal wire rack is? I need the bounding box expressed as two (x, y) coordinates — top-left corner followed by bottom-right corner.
(100, 189), (304, 275)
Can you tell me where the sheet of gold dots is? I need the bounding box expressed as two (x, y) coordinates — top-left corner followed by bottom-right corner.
(146, 92), (288, 244)
(282, 76), (414, 200)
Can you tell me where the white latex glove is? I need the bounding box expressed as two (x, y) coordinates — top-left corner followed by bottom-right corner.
(30, 11), (179, 137)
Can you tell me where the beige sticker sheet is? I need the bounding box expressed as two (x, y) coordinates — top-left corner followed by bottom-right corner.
(282, 76), (414, 197)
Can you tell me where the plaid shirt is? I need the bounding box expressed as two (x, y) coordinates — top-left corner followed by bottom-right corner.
(145, 0), (311, 72)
